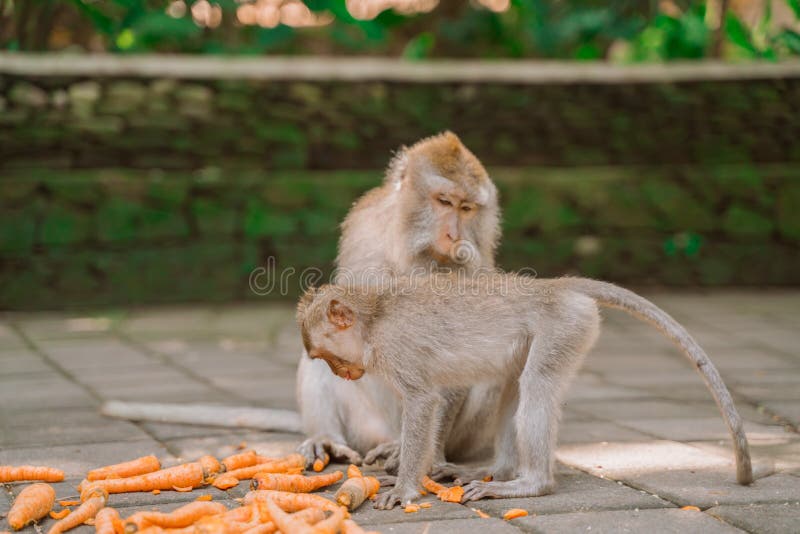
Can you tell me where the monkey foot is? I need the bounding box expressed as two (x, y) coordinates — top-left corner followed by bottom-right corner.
(375, 474), (397, 487)
(374, 485), (420, 510)
(297, 435), (362, 469)
(364, 441), (400, 474)
(461, 478), (554, 501)
(430, 463), (490, 483)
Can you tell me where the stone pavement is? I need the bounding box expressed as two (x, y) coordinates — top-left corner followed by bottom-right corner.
(1, 291), (799, 533)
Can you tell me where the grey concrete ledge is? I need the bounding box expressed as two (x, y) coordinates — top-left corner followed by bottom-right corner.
(2, 53), (800, 83)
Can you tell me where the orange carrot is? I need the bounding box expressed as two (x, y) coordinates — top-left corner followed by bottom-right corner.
(151, 490), (160, 495)
(50, 510), (71, 520)
(264, 498), (345, 534)
(221, 451), (258, 472)
(346, 465), (362, 479)
(244, 490), (342, 514)
(81, 463), (204, 499)
(48, 488), (108, 534)
(7, 483), (56, 530)
(421, 476), (463, 503)
(197, 456), (221, 480)
(87, 456), (161, 482)
(334, 476), (380, 511)
(420, 503), (432, 509)
(421, 476), (445, 494)
(94, 507), (122, 534)
(681, 505), (701, 511)
(213, 454), (305, 488)
(195, 495), (212, 502)
(0, 466), (64, 483)
(472, 508), (490, 519)
(58, 501), (80, 507)
(503, 508), (528, 520)
(124, 501), (228, 531)
(403, 504), (420, 513)
(252, 471), (343, 493)
(212, 474), (240, 490)
(312, 454), (330, 473)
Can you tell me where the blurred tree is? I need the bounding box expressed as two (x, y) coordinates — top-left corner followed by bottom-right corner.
(0, 0), (797, 59)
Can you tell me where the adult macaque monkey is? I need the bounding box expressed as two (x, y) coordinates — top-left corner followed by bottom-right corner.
(296, 275), (754, 509)
(296, 131), (502, 469)
(100, 132), (502, 470)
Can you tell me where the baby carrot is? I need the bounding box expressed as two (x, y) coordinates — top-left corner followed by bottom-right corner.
(211, 474), (239, 490)
(503, 508), (528, 520)
(312, 454), (330, 473)
(334, 476), (380, 511)
(0, 466), (64, 483)
(221, 450), (257, 472)
(264, 498), (345, 534)
(244, 490), (342, 514)
(87, 456), (161, 482)
(421, 476), (464, 503)
(81, 463), (204, 499)
(7, 483), (56, 530)
(213, 454), (305, 488)
(197, 456), (221, 480)
(49, 510), (71, 520)
(346, 465), (362, 479)
(48, 488), (108, 534)
(252, 471), (343, 493)
(94, 507), (122, 534)
(124, 501), (228, 531)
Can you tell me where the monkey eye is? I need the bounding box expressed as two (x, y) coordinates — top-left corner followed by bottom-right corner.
(437, 197), (452, 207)
(461, 205), (473, 212)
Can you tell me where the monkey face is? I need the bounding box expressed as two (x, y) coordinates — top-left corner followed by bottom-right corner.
(300, 296), (367, 381)
(308, 347), (365, 381)
(428, 189), (479, 263)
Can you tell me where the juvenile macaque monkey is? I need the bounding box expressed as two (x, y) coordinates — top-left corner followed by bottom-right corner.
(296, 275), (753, 509)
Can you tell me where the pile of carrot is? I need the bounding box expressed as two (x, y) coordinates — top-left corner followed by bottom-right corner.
(0, 451), (379, 534)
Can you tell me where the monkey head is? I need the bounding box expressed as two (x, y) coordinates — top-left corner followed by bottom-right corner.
(387, 131), (500, 270)
(296, 285), (372, 381)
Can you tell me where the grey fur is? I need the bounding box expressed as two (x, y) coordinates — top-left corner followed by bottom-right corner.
(297, 274), (753, 508)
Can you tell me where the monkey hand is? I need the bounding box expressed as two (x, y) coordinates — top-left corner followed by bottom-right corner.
(429, 462), (490, 483)
(297, 435), (363, 468)
(363, 441), (400, 474)
(374, 484), (420, 510)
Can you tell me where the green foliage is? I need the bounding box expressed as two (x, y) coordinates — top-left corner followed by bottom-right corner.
(2, 0), (798, 59)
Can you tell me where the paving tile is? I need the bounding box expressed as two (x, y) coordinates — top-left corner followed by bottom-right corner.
(690, 438), (800, 472)
(470, 469), (672, 516)
(350, 494), (477, 526)
(567, 399), (718, 420)
(35, 337), (155, 369)
(0, 440), (172, 479)
(558, 420), (654, 444)
(758, 400), (800, 426)
(513, 507), (746, 533)
(370, 517), (522, 533)
(12, 312), (120, 340)
(621, 471), (800, 509)
(0, 375), (97, 412)
(121, 308), (218, 336)
(0, 414), (149, 448)
(556, 440), (733, 480)
(614, 417), (789, 442)
(164, 431), (302, 462)
(706, 502), (800, 534)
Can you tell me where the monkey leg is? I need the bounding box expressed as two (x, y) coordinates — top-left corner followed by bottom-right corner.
(297, 359), (362, 467)
(375, 392), (442, 510)
(464, 313), (597, 501)
(367, 388), (467, 476)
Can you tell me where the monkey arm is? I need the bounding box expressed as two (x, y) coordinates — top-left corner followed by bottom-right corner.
(364, 387), (467, 477)
(374, 390), (442, 510)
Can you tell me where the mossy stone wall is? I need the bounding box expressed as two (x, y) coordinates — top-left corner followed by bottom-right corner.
(1, 58), (798, 309)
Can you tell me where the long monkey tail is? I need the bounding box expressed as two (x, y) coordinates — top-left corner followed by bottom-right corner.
(561, 277), (754, 485)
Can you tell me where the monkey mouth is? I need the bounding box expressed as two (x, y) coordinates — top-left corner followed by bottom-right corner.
(309, 348), (365, 381)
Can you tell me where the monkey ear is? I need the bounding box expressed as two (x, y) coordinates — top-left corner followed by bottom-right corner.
(386, 147), (409, 190)
(327, 299), (355, 330)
